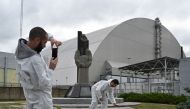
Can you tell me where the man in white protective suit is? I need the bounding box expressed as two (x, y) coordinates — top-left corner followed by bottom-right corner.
(90, 79), (119, 109)
(15, 27), (62, 109)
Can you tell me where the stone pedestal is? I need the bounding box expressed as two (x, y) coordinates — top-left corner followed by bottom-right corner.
(77, 68), (89, 83)
(53, 98), (124, 104)
(65, 83), (91, 98)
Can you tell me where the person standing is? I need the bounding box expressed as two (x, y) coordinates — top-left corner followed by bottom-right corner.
(15, 27), (61, 109)
(90, 79), (119, 109)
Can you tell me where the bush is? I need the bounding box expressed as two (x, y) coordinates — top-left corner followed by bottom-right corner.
(118, 92), (186, 105)
(176, 88), (190, 109)
(176, 98), (190, 109)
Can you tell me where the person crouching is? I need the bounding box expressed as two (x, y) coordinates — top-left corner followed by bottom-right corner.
(90, 79), (119, 109)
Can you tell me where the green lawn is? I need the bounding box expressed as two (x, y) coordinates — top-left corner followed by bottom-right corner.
(0, 101), (25, 109)
(0, 101), (177, 109)
(131, 103), (177, 109)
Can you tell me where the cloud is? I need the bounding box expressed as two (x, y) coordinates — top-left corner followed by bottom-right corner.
(0, 0), (20, 42)
(172, 28), (190, 56)
(0, 0), (190, 56)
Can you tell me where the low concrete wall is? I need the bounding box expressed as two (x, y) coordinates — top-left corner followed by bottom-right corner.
(0, 86), (70, 100)
(0, 87), (25, 100)
(53, 98), (124, 104)
(52, 86), (70, 97)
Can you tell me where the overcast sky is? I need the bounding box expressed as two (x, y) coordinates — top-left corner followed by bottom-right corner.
(0, 0), (190, 56)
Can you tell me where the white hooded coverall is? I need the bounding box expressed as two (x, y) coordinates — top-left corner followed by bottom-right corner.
(15, 39), (53, 109)
(90, 79), (116, 109)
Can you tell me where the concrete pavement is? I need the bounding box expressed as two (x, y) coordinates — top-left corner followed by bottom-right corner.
(54, 102), (140, 109)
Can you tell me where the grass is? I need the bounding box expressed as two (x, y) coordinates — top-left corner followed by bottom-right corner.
(0, 101), (25, 109)
(0, 101), (61, 109)
(0, 101), (177, 109)
(131, 103), (177, 109)
(55, 106), (62, 109)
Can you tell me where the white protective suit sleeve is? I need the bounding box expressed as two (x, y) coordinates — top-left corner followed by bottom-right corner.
(108, 88), (116, 104)
(31, 56), (53, 90)
(95, 82), (107, 99)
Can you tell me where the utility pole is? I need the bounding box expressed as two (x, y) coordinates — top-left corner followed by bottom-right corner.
(20, 0), (23, 37)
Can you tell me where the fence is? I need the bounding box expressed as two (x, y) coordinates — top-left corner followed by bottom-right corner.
(0, 55), (19, 86)
(116, 80), (180, 95)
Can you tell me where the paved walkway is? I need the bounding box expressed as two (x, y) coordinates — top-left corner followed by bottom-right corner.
(54, 102), (140, 109)
(55, 107), (134, 109)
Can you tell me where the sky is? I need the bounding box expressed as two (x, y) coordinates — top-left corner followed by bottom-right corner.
(0, 0), (190, 56)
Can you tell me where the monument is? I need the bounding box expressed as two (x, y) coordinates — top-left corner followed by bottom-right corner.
(75, 31), (92, 83)
(53, 31), (123, 105)
(53, 31), (125, 106)
(65, 31), (92, 98)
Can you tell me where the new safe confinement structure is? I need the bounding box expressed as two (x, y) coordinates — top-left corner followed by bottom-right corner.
(42, 18), (186, 95)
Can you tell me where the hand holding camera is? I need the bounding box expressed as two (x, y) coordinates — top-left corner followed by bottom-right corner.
(49, 57), (58, 70)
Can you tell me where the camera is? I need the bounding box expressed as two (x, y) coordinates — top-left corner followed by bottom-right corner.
(52, 44), (58, 59)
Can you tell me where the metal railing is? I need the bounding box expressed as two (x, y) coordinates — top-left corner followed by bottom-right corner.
(116, 81), (180, 95)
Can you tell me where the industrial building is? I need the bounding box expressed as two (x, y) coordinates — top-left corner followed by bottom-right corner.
(0, 51), (19, 86)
